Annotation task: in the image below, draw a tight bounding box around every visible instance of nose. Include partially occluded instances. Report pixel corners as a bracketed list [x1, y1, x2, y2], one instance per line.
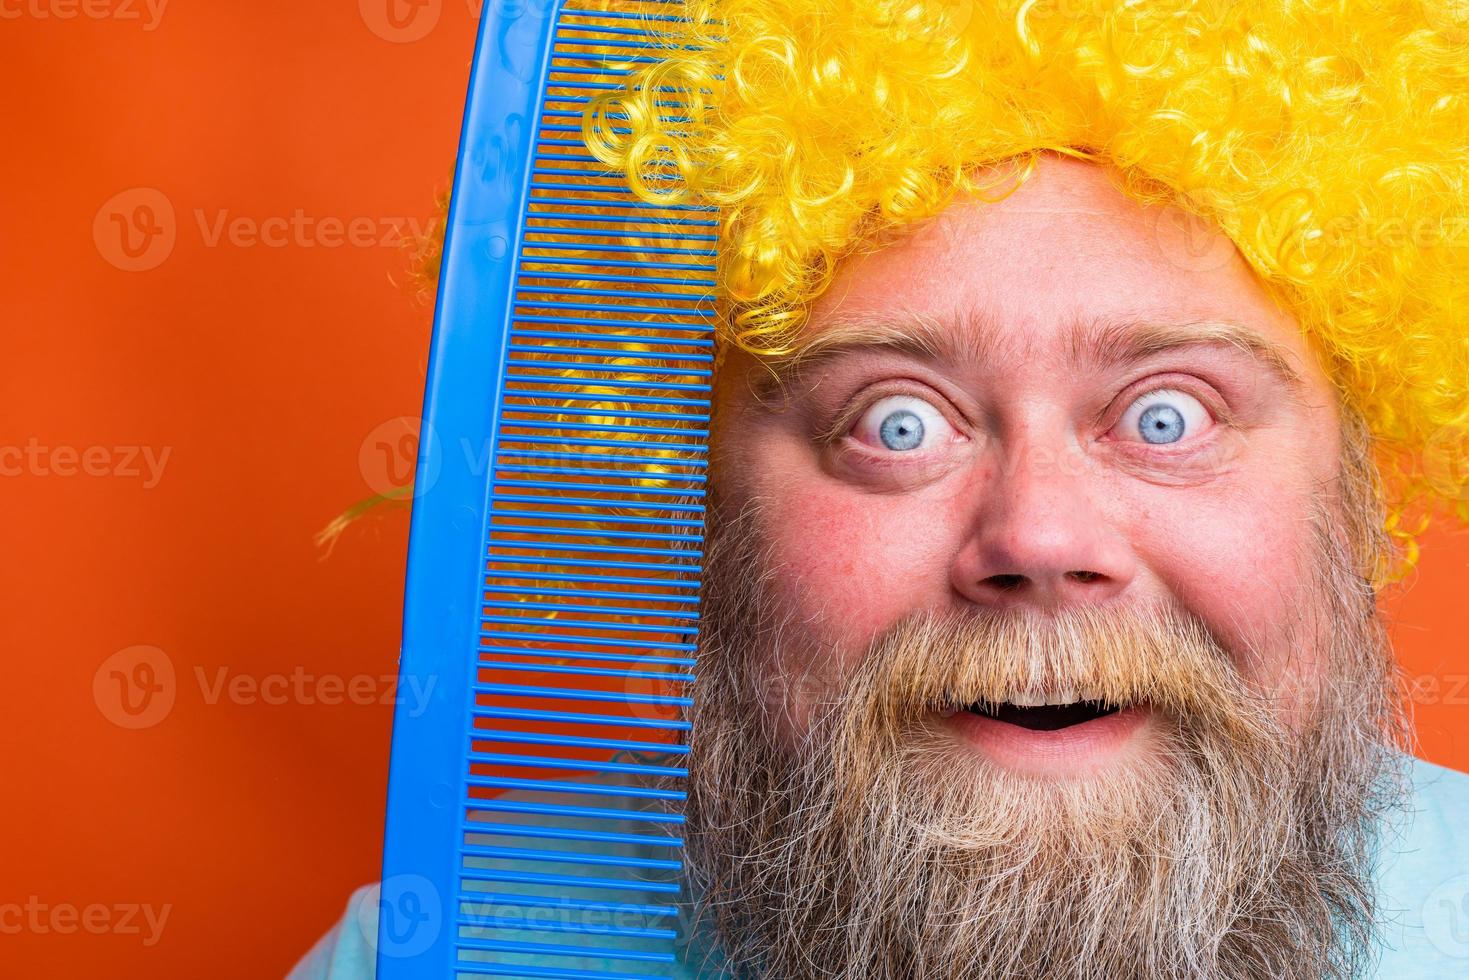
[950, 437, 1137, 609]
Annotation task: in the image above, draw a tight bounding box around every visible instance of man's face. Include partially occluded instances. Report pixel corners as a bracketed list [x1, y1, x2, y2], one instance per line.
[714, 153, 1345, 766]
[686, 154, 1406, 979]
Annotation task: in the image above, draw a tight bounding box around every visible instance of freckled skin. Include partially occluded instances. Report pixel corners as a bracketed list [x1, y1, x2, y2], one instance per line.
[712, 154, 1344, 742]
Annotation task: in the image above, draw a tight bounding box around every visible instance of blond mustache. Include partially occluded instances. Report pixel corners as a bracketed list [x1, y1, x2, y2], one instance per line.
[831, 602, 1282, 751]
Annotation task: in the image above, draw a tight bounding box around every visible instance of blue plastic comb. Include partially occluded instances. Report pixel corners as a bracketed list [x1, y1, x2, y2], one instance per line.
[376, 1, 715, 975]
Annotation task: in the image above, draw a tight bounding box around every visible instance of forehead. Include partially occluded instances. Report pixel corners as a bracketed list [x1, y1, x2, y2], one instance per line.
[793, 155, 1323, 385]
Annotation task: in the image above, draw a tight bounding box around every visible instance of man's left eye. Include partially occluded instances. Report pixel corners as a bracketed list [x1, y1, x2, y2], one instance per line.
[851, 395, 956, 452]
[1112, 389, 1213, 445]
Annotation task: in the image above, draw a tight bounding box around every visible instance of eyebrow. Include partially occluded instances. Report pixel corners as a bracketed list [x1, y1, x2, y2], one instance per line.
[747, 306, 1308, 400]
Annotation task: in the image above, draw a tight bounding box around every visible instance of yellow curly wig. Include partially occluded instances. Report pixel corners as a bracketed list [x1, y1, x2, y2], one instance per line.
[576, 0, 1469, 572]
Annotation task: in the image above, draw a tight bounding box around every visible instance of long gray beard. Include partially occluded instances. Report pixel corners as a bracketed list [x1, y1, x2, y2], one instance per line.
[678, 463, 1411, 979]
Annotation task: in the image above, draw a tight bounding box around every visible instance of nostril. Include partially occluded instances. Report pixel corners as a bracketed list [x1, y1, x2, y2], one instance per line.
[1066, 570, 1103, 583]
[983, 573, 1027, 592]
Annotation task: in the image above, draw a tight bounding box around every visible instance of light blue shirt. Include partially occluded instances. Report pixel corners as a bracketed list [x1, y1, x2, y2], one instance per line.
[289, 753, 1469, 978]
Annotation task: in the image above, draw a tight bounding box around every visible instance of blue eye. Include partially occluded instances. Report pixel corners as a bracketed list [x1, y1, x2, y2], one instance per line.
[879, 410, 925, 450]
[852, 395, 956, 453]
[1138, 403, 1185, 443]
[1115, 389, 1212, 446]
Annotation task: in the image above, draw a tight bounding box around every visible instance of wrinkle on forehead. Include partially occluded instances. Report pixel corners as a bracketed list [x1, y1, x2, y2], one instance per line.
[749, 303, 1308, 402]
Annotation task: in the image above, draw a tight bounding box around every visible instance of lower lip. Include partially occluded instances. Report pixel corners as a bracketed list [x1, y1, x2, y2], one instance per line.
[938, 704, 1155, 774]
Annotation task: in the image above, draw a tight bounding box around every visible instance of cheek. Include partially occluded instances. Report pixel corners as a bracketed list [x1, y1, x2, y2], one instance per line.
[751, 480, 960, 745]
[757, 477, 958, 651]
[1129, 482, 1320, 693]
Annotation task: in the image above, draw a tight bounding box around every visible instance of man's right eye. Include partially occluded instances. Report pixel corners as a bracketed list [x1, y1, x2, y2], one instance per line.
[850, 395, 956, 453]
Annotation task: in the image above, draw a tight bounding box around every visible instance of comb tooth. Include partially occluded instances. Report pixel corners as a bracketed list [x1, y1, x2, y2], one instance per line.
[470, 798, 683, 827]
[474, 683, 693, 706]
[470, 752, 689, 778]
[475, 730, 689, 756]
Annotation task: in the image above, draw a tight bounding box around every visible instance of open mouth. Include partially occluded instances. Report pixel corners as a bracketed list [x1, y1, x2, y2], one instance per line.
[964, 698, 1124, 732]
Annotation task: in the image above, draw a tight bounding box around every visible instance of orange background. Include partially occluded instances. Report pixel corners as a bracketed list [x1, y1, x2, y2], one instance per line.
[1, 3, 1466, 976]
